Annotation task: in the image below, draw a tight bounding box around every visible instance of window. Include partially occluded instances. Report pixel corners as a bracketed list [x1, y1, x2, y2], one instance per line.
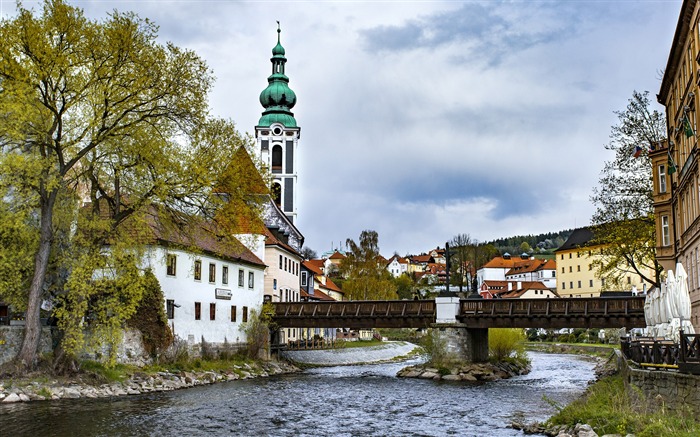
[279, 255, 283, 269]
[562, 283, 566, 290]
[627, 276, 631, 284]
[273, 279, 277, 290]
[238, 269, 244, 287]
[662, 215, 670, 246]
[209, 263, 216, 283]
[589, 264, 592, 271]
[166, 299, 175, 319]
[231, 305, 237, 322]
[577, 280, 581, 288]
[659, 164, 667, 193]
[222, 265, 229, 285]
[561, 254, 564, 260]
[194, 260, 202, 281]
[577, 265, 580, 272]
[248, 271, 254, 288]
[589, 279, 593, 287]
[569, 253, 572, 259]
[569, 266, 572, 273]
[284, 258, 288, 272]
[194, 302, 201, 320]
[242, 306, 248, 323]
[210, 303, 216, 320]
[301, 271, 308, 287]
[577, 253, 580, 258]
[167, 254, 177, 276]
[552, 271, 556, 278]
[569, 281, 573, 289]
[561, 267, 565, 274]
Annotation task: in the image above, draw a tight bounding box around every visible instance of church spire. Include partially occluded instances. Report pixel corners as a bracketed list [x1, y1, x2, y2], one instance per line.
[258, 22, 297, 128]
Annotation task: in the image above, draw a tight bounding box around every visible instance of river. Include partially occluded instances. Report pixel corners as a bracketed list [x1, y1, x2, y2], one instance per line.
[0, 351, 596, 436]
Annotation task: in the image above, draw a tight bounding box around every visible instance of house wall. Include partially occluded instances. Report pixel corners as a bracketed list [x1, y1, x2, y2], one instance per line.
[264, 246, 300, 303]
[145, 246, 265, 345]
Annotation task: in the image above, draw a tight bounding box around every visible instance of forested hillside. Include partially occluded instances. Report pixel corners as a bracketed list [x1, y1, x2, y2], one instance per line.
[485, 229, 574, 256]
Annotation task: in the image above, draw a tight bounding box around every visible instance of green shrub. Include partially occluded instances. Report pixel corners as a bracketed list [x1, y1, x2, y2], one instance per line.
[489, 328, 525, 361]
[420, 328, 449, 366]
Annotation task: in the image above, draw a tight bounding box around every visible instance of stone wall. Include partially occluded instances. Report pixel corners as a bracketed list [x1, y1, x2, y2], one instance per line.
[0, 326, 54, 366]
[620, 351, 700, 415]
[432, 324, 489, 363]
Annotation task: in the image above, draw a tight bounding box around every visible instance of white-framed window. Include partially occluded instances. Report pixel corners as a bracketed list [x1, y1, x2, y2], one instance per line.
[301, 271, 307, 287]
[222, 265, 229, 285]
[209, 263, 216, 283]
[662, 215, 670, 246]
[166, 254, 177, 276]
[194, 260, 202, 281]
[238, 269, 244, 287]
[248, 271, 254, 289]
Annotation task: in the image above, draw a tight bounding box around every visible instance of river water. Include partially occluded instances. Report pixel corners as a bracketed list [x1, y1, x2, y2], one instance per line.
[0, 352, 595, 436]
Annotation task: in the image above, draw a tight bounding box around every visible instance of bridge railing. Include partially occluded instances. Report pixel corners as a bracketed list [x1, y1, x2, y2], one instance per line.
[275, 300, 435, 318]
[460, 296, 646, 317]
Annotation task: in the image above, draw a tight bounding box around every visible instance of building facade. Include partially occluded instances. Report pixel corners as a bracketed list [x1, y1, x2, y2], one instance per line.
[655, 0, 700, 329]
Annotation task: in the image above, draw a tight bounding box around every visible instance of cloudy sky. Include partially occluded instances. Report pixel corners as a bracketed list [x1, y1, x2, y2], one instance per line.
[2, 1, 682, 256]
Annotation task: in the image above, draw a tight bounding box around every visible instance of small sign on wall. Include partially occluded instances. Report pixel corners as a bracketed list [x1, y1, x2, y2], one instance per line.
[215, 288, 232, 300]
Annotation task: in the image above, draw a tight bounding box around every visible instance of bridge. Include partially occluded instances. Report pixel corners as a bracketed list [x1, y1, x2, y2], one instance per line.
[272, 296, 646, 363]
[272, 296, 647, 330]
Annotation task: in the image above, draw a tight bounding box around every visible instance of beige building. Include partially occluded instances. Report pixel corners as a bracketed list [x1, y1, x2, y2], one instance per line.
[555, 228, 654, 297]
[654, 0, 700, 329]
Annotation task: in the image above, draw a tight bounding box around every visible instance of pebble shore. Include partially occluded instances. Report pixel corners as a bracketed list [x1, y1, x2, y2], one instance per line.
[0, 360, 299, 403]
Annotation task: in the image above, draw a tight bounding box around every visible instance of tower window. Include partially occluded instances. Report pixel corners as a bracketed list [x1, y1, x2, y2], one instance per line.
[272, 182, 282, 207]
[272, 145, 283, 173]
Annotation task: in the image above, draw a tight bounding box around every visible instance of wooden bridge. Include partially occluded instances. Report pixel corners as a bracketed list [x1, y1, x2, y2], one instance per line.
[272, 296, 647, 329]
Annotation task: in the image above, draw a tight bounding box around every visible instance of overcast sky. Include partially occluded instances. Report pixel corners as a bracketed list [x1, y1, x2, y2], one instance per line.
[2, 1, 682, 256]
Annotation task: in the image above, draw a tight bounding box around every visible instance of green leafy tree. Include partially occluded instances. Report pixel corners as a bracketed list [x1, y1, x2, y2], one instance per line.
[341, 230, 397, 300]
[0, 1, 262, 370]
[394, 274, 415, 300]
[590, 91, 664, 288]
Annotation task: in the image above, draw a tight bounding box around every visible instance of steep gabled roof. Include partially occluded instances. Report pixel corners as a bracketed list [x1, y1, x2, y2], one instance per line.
[481, 256, 518, 269]
[303, 259, 325, 275]
[555, 227, 596, 252]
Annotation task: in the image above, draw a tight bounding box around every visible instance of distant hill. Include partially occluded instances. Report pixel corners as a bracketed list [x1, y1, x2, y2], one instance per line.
[484, 229, 574, 257]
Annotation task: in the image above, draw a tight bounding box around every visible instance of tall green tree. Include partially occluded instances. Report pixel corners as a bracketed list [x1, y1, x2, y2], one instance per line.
[341, 230, 396, 300]
[590, 90, 665, 289]
[0, 1, 261, 370]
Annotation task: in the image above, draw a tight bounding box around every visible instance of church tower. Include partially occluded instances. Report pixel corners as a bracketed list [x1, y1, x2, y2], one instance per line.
[256, 23, 300, 224]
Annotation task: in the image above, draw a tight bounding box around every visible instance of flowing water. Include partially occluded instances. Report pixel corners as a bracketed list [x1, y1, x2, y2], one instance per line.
[0, 352, 596, 436]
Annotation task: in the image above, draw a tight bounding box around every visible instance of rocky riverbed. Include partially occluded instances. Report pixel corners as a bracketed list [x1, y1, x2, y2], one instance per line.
[397, 359, 531, 381]
[0, 360, 299, 403]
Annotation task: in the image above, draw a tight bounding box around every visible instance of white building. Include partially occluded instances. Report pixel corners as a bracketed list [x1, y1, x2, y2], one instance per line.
[386, 255, 408, 277]
[144, 222, 266, 346]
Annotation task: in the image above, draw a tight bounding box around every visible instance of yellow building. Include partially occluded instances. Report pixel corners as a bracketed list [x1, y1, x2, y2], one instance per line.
[654, 0, 700, 329]
[555, 228, 654, 297]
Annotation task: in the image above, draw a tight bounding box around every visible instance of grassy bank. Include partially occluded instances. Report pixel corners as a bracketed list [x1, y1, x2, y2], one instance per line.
[546, 374, 700, 436]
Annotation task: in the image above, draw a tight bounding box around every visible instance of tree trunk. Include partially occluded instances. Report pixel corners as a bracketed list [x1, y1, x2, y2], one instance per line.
[17, 191, 57, 370]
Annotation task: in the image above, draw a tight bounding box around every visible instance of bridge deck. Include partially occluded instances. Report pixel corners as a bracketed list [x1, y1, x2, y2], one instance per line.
[458, 296, 647, 329]
[272, 300, 435, 329]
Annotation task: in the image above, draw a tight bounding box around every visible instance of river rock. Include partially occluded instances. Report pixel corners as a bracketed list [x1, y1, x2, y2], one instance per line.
[442, 375, 461, 381]
[574, 423, 598, 437]
[62, 387, 82, 399]
[419, 371, 438, 379]
[3, 393, 20, 403]
[460, 374, 477, 381]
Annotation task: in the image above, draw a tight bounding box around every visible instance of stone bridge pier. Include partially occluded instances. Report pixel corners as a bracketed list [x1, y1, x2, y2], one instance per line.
[434, 296, 489, 363]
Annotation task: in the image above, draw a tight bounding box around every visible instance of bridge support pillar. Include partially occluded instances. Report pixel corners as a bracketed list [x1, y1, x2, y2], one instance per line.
[432, 324, 489, 363]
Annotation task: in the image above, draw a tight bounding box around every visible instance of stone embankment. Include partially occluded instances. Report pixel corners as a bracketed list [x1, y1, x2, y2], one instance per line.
[397, 360, 531, 381]
[282, 341, 419, 366]
[0, 361, 299, 403]
[511, 421, 630, 437]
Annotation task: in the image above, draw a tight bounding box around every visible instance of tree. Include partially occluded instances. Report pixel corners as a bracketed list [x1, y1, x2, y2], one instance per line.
[590, 91, 665, 288]
[300, 246, 317, 260]
[340, 230, 396, 300]
[450, 233, 473, 292]
[394, 274, 415, 300]
[0, 1, 260, 370]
